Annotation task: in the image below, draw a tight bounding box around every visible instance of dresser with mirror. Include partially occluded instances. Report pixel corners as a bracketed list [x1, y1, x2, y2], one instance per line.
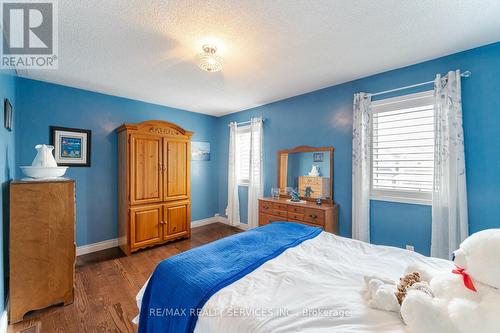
[259, 146, 339, 233]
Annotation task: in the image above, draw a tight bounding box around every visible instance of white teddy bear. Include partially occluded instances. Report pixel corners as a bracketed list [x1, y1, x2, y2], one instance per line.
[400, 228, 500, 333]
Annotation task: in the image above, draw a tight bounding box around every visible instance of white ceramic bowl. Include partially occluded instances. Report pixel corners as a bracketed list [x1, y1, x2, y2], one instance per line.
[20, 166, 68, 179]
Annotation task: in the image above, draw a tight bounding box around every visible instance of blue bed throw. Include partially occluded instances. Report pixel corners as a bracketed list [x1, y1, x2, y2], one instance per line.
[138, 222, 322, 333]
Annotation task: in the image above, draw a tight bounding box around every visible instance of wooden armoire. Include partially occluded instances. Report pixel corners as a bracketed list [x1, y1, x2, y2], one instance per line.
[117, 120, 193, 255]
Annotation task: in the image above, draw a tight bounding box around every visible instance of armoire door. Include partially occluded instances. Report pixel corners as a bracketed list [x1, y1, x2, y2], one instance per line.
[130, 204, 163, 249]
[130, 134, 163, 205]
[163, 201, 190, 240]
[164, 139, 189, 201]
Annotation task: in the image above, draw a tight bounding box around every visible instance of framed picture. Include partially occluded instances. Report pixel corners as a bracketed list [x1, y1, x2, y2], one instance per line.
[191, 141, 210, 161]
[313, 152, 324, 162]
[4, 98, 12, 131]
[50, 126, 91, 167]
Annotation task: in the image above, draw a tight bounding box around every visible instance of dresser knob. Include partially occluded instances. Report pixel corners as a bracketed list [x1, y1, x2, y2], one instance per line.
[309, 214, 317, 219]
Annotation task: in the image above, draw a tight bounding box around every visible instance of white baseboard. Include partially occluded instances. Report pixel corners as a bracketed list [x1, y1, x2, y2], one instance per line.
[76, 238, 119, 256]
[235, 223, 249, 230]
[216, 214, 229, 225]
[76, 216, 234, 256]
[191, 215, 248, 230]
[216, 215, 249, 230]
[191, 216, 220, 228]
[0, 308, 7, 333]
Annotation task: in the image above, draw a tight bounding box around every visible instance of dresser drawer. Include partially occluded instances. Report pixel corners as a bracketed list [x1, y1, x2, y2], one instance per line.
[287, 205, 305, 214]
[272, 209, 288, 219]
[259, 201, 274, 214]
[303, 208, 325, 225]
[288, 212, 304, 220]
[299, 176, 320, 186]
[272, 203, 288, 211]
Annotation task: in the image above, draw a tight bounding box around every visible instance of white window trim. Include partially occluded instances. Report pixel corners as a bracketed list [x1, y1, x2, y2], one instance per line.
[371, 189, 432, 205]
[237, 125, 251, 186]
[370, 90, 434, 206]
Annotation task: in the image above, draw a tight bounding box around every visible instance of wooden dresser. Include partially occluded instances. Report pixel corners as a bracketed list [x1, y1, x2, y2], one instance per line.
[117, 120, 193, 255]
[259, 197, 338, 233]
[10, 179, 76, 323]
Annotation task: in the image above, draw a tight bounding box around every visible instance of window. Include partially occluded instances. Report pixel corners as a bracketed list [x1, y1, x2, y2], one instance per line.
[371, 90, 434, 205]
[236, 125, 251, 185]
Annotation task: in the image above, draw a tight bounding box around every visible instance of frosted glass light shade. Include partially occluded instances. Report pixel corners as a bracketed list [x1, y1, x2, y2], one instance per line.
[198, 45, 223, 72]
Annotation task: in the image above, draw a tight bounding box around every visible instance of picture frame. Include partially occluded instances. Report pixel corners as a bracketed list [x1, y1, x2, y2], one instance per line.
[313, 152, 324, 162]
[4, 98, 12, 131]
[191, 141, 211, 161]
[50, 126, 91, 167]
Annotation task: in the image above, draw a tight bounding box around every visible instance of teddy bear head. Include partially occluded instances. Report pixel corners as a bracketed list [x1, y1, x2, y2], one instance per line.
[452, 228, 500, 289]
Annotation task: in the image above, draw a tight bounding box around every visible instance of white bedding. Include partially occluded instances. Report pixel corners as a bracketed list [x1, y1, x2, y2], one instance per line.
[136, 232, 452, 332]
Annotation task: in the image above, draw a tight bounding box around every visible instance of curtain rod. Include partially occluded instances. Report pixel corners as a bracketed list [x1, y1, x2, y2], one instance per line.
[366, 70, 471, 98]
[227, 117, 265, 127]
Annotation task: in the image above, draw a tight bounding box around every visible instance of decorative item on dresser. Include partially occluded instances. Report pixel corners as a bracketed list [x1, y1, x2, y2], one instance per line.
[258, 197, 338, 233]
[10, 179, 76, 323]
[20, 144, 69, 179]
[116, 120, 193, 255]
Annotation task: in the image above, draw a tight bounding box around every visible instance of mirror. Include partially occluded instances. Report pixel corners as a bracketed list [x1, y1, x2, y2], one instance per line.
[278, 146, 334, 203]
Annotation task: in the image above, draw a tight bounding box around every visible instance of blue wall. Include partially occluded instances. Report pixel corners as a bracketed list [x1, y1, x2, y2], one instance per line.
[370, 201, 431, 254]
[15, 78, 220, 246]
[0, 70, 17, 317]
[217, 42, 500, 255]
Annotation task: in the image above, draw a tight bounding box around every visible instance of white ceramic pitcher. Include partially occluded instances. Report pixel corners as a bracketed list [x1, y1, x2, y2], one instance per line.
[31, 144, 58, 167]
[308, 165, 320, 177]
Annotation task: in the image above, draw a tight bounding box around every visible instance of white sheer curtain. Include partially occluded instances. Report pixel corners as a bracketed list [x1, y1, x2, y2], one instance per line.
[352, 93, 372, 242]
[247, 118, 263, 229]
[431, 70, 469, 259]
[227, 122, 240, 226]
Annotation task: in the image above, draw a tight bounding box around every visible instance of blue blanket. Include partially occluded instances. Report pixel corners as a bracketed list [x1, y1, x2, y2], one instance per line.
[138, 222, 322, 333]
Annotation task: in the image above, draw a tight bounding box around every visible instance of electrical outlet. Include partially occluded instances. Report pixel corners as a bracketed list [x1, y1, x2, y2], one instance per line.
[406, 245, 415, 251]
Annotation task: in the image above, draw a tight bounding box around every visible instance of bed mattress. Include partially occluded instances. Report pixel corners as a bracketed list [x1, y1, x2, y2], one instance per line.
[137, 232, 452, 332]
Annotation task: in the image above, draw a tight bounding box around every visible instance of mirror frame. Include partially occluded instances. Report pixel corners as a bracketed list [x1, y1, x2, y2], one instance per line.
[277, 145, 335, 204]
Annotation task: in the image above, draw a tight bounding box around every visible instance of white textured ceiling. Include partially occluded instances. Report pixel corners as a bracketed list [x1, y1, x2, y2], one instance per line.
[18, 0, 500, 116]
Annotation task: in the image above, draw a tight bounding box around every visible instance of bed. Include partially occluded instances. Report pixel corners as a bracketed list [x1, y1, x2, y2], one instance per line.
[136, 223, 452, 332]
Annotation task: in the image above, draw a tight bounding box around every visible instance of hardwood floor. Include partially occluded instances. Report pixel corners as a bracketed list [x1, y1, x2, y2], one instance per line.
[8, 223, 242, 333]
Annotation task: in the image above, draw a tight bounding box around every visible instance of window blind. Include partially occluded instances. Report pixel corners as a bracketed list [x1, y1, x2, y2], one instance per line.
[237, 126, 251, 184]
[371, 90, 435, 204]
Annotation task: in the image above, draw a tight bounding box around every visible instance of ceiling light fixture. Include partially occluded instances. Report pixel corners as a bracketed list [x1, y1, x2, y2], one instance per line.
[198, 44, 223, 72]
